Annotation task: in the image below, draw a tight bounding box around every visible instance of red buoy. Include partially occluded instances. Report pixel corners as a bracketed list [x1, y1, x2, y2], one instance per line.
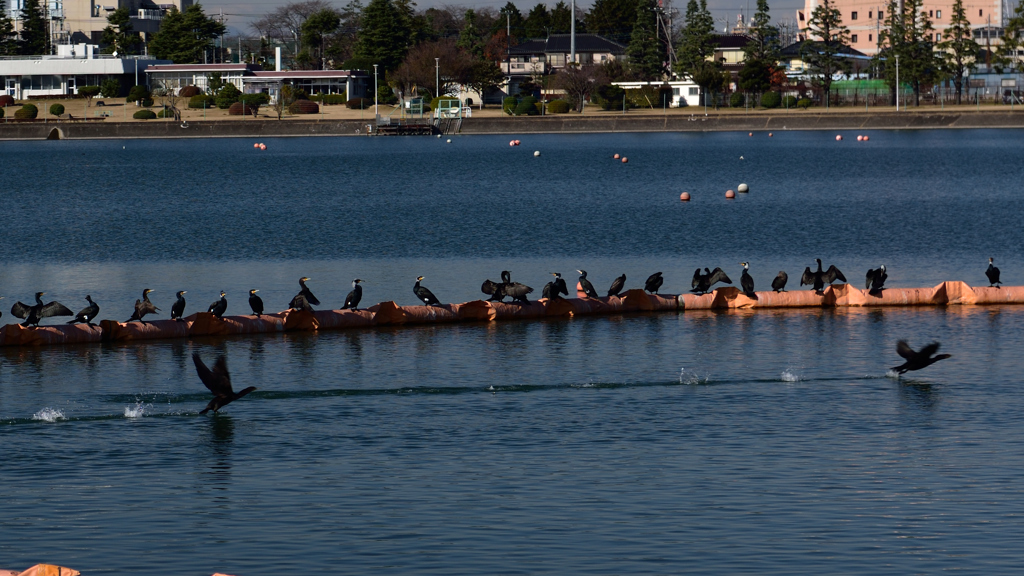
[614, 153, 620, 159]
[621, 157, 628, 163]
[725, 190, 735, 199]
[680, 192, 691, 201]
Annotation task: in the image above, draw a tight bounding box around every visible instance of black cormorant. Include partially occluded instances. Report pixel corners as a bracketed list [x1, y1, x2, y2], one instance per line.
[290, 294, 314, 312]
[986, 258, 1001, 287]
[343, 279, 364, 309]
[290, 277, 320, 310]
[208, 291, 227, 319]
[11, 292, 73, 327]
[67, 295, 100, 326]
[481, 276, 508, 302]
[690, 268, 732, 295]
[248, 289, 264, 317]
[171, 291, 187, 321]
[542, 273, 569, 299]
[607, 274, 626, 297]
[501, 271, 534, 304]
[577, 270, 599, 298]
[771, 271, 788, 292]
[892, 341, 951, 374]
[193, 353, 257, 414]
[413, 276, 441, 306]
[739, 262, 755, 297]
[644, 272, 664, 294]
[128, 288, 160, 324]
[866, 265, 887, 295]
[800, 259, 846, 293]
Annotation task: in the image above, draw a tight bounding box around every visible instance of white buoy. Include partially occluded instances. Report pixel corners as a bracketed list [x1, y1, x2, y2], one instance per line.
[534, 150, 540, 157]
[446, 139, 451, 143]
[738, 183, 749, 193]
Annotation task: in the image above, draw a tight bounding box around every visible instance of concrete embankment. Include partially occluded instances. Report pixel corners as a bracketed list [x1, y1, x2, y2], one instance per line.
[2, 110, 1023, 140]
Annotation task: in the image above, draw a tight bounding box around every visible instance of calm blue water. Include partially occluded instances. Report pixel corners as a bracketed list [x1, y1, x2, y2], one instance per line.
[2, 131, 1024, 575]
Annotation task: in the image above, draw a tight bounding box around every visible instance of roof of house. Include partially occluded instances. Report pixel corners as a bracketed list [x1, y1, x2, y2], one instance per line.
[509, 34, 627, 56]
[145, 64, 369, 78]
[779, 41, 869, 59]
[712, 34, 752, 50]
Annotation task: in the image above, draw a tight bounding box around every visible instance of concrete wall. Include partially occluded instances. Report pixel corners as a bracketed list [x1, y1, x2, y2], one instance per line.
[0, 119, 373, 140]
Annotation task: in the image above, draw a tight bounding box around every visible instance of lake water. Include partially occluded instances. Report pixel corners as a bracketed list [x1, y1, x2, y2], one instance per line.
[2, 130, 1024, 575]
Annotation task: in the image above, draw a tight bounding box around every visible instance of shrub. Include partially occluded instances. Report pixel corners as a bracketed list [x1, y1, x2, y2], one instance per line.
[0, 94, 14, 107]
[313, 93, 347, 105]
[345, 97, 373, 109]
[514, 95, 539, 116]
[730, 92, 744, 107]
[49, 103, 65, 117]
[179, 85, 201, 98]
[215, 84, 241, 109]
[376, 85, 396, 105]
[126, 85, 151, 104]
[294, 88, 310, 100]
[288, 99, 319, 114]
[594, 85, 626, 111]
[100, 78, 121, 98]
[14, 104, 38, 119]
[547, 99, 570, 113]
[797, 98, 812, 109]
[760, 91, 781, 109]
[133, 109, 157, 120]
[78, 86, 100, 100]
[189, 95, 215, 109]
[503, 96, 517, 115]
[783, 95, 798, 108]
[141, 97, 154, 107]
[240, 93, 270, 106]
[157, 108, 175, 118]
[228, 101, 260, 116]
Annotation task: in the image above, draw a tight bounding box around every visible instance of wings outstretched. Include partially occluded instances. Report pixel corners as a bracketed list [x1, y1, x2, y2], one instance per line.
[691, 269, 703, 290]
[193, 353, 233, 397]
[825, 265, 846, 284]
[800, 267, 814, 286]
[505, 282, 533, 300]
[481, 279, 502, 296]
[707, 268, 732, 286]
[896, 340, 915, 360]
[919, 342, 941, 358]
[11, 301, 31, 319]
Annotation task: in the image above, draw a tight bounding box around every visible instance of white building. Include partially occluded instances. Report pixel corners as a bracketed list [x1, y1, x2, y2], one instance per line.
[0, 43, 167, 99]
[613, 80, 702, 108]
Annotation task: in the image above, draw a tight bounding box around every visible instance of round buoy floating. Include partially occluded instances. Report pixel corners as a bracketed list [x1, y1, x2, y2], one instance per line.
[509, 140, 515, 147]
[863, 135, 870, 141]
[447, 139, 452, 143]
[836, 135, 843, 141]
[768, 132, 773, 137]
[613, 153, 620, 159]
[725, 190, 736, 199]
[622, 157, 628, 163]
[534, 150, 540, 157]
[748, 132, 753, 137]
[253, 143, 260, 148]
[738, 183, 749, 193]
[515, 140, 521, 146]
[260, 143, 266, 150]
[680, 192, 691, 202]
[856, 135, 863, 141]
[437, 134, 441, 138]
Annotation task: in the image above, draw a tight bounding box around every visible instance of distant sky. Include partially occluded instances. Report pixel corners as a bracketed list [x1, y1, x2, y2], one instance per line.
[201, 0, 806, 36]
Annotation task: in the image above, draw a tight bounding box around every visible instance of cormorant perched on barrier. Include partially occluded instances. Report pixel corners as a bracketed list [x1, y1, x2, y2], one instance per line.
[291, 294, 314, 312]
[987, 258, 1001, 287]
[343, 279, 363, 309]
[543, 273, 569, 299]
[740, 263, 755, 297]
[171, 291, 187, 321]
[208, 291, 227, 319]
[771, 271, 788, 292]
[481, 275, 508, 302]
[607, 274, 626, 297]
[577, 270, 599, 298]
[290, 277, 320, 310]
[644, 272, 664, 294]
[127, 289, 159, 324]
[866, 265, 887, 295]
[414, 276, 441, 306]
[248, 289, 264, 317]
[12, 292, 73, 327]
[501, 271, 534, 304]
[193, 353, 257, 414]
[892, 341, 951, 374]
[801, 259, 846, 293]
[67, 295, 100, 326]
[691, 268, 732, 295]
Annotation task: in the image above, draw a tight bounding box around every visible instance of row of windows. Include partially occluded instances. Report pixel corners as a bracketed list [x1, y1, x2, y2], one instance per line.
[849, 32, 945, 43]
[848, 8, 992, 21]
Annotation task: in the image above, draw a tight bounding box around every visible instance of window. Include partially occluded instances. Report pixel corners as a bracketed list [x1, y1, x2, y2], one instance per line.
[851, 11, 858, 19]
[929, 10, 933, 17]
[869, 33, 873, 41]
[936, 10, 941, 18]
[936, 32, 942, 41]
[852, 34, 859, 42]
[868, 10, 872, 18]
[980, 9, 983, 16]
[879, 9, 884, 18]
[689, 87, 699, 95]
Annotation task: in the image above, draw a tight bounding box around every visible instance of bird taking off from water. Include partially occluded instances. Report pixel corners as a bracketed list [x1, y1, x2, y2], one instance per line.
[193, 353, 257, 414]
[986, 258, 1001, 287]
[892, 341, 951, 375]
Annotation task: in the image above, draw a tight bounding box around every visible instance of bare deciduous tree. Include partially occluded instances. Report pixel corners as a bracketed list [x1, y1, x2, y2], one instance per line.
[554, 64, 606, 111]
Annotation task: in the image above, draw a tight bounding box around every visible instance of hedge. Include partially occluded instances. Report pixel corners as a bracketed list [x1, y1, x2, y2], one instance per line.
[797, 98, 812, 109]
[514, 96, 539, 116]
[189, 95, 216, 109]
[14, 104, 38, 119]
[761, 92, 781, 109]
[288, 100, 320, 114]
[547, 99, 570, 113]
[783, 95, 798, 108]
[313, 93, 347, 105]
[49, 103, 65, 117]
[179, 86, 201, 98]
[345, 97, 373, 109]
[133, 109, 157, 119]
[228, 101, 260, 116]
[730, 92, 744, 107]
[502, 96, 517, 115]
[0, 94, 16, 107]
[157, 108, 175, 118]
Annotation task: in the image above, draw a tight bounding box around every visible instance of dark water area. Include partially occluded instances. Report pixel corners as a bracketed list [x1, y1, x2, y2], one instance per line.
[2, 131, 1024, 574]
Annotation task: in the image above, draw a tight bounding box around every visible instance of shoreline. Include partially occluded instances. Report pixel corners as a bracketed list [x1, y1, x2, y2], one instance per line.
[2, 109, 1024, 140]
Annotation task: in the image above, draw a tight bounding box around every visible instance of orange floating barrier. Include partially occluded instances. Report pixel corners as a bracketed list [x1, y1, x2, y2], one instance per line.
[0, 323, 103, 346]
[10, 565, 81, 576]
[190, 312, 286, 337]
[312, 308, 377, 329]
[373, 301, 463, 325]
[619, 289, 679, 312]
[101, 318, 192, 342]
[490, 300, 549, 320]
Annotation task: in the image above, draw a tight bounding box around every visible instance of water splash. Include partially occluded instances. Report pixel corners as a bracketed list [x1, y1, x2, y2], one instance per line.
[679, 368, 710, 386]
[124, 402, 149, 418]
[780, 370, 801, 382]
[32, 407, 66, 422]
[886, 370, 901, 379]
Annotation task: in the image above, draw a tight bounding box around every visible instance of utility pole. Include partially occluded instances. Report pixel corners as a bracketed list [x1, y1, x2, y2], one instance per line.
[570, 0, 576, 63]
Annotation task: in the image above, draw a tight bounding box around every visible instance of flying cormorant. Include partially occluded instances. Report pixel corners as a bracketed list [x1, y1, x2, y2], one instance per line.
[892, 341, 951, 374]
[740, 262, 755, 297]
[208, 291, 227, 319]
[127, 288, 160, 324]
[248, 289, 264, 317]
[577, 270, 599, 298]
[800, 259, 847, 293]
[171, 291, 187, 321]
[644, 272, 664, 294]
[193, 353, 257, 414]
[290, 277, 320, 310]
[986, 258, 1001, 287]
[67, 295, 100, 326]
[607, 274, 626, 297]
[771, 271, 788, 292]
[501, 271, 534, 304]
[11, 292, 73, 327]
[414, 276, 441, 306]
[691, 268, 732, 295]
[343, 279, 363, 309]
[866, 265, 887, 295]
[542, 272, 570, 299]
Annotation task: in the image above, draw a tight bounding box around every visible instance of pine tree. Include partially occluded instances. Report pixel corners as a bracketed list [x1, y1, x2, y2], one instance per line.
[523, 4, 550, 38]
[148, 4, 225, 63]
[549, 1, 574, 34]
[739, 0, 781, 98]
[585, 0, 639, 44]
[354, 0, 412, 74]
[937, 0, 977, 104]
[18, 0, 48, 55]
[457, 9, 484, 57]
[800, 0, 850, 107]
[101, 7, 142, 55]
[627, 0, 664, 80]
[996, 0, 1024, 73]
[0, 0, 17, 56]
[676, 0, 720, 104]
[878, 0, 936, 106]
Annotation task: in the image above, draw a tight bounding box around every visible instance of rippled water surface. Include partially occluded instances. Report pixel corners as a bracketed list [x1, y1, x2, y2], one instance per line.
[2, 131, 1024, 575]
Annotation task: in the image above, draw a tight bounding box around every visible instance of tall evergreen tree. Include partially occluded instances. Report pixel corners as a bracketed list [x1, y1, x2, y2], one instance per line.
[490, 2, 524, 38]
[996, 0, 1024, 73]
[627, 0, 664, 80]
[937, 0, 977, 104]
[549, 1, 574, 34]
[301, 8, 341, 69]
[800, 0, 850, 107]
[878, 0, 936, 106]
[676, 0, 720, 104]
[739, 0, 781, 97]
[585, 0, 639, 44]
[0, 0, 17, 56]
[101, 7, 142, 55]
[148, 4, 225, 63]
[18, 0, 48, 55]
[457, 9, 484, 57]
[354, 0, 412, 74]
[523, 4, 550, 38]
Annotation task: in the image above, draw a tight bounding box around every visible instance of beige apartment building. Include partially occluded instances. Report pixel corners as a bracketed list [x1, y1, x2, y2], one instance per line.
[5, 0, 190, 48]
